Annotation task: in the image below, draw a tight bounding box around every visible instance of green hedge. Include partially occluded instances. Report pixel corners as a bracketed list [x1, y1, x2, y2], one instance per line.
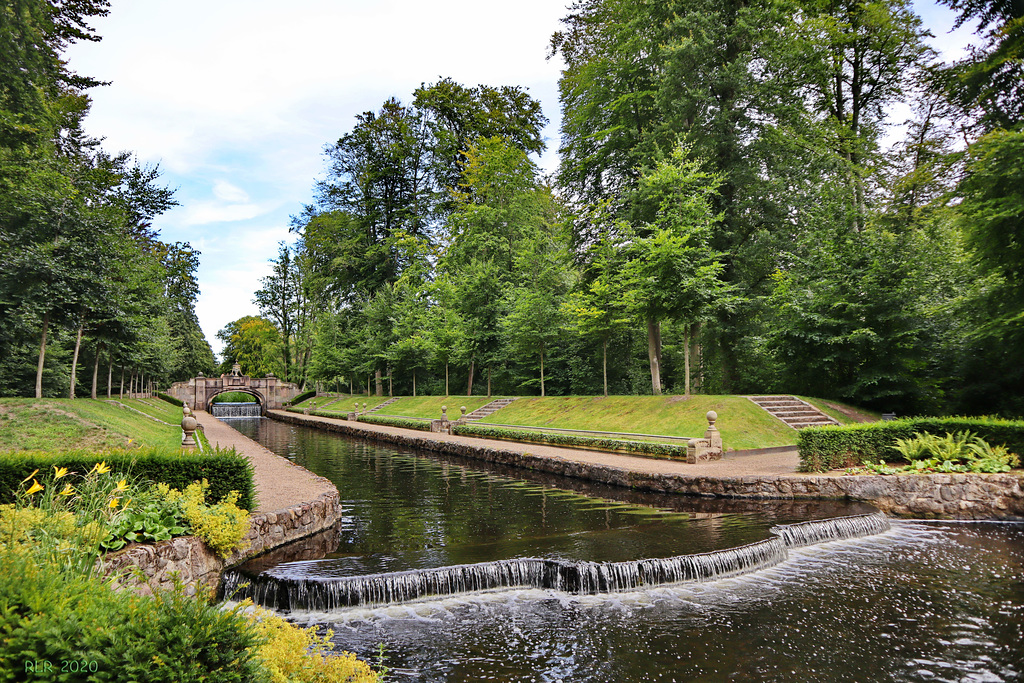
[453, 424, 690, 459]
[797, 417, 1024, 472]
[0, 447, 257, 511]
[287, 390, 317, 407]
[310, 409, 348, 420]
[357, 414, 430, 431]
[156, 392, 183, 407]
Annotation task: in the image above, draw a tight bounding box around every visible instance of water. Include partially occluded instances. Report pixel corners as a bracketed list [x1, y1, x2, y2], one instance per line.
[224, 417, 1024, 682]
[211, 401, 261, 418]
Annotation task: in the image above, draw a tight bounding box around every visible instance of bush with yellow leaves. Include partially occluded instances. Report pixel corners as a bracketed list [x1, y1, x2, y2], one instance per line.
[247, 606, 384, 683]
[157, 479, 250, 557]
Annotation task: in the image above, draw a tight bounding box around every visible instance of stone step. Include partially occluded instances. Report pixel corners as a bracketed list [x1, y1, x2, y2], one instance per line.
[747, 395, 840, 429]
[366, 397, 401, 414]
[464, 397, 518, 422]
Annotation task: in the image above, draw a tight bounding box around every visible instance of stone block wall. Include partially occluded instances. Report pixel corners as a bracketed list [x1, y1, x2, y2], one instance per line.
[103, 490, 342, 596]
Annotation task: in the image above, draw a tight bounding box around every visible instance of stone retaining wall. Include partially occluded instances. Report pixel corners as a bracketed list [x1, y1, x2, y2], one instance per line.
[271, 411, 1024, 520]
[103, 489, 342, 596]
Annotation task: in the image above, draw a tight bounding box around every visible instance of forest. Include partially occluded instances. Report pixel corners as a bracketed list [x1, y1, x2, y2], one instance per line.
[0, 0, 215, 399]
[3, 0, 1022, 417]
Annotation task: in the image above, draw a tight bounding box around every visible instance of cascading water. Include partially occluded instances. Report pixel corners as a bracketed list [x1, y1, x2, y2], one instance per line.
[211, 401, 261, 418]
[222, 513, 890, 611]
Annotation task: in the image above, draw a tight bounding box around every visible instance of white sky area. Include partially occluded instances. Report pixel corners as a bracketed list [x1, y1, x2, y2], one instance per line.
[63, 0, 978, 358]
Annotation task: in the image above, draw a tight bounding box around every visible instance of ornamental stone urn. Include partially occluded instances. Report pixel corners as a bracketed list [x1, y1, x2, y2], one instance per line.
[181, 403, 199, 448]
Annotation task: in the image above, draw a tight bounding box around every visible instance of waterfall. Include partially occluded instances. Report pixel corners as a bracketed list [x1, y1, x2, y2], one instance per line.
[212, 402, 262, 418]
[224, 513, 891, 611]
[771, 512, 890, 548]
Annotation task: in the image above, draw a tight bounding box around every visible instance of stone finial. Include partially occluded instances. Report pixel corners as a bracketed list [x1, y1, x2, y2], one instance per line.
[460, 406, 467, 417]
[181, 403, 198, 448]
[363, 402, 367, 412]
[706, 411, 718, 429]
[441, 405, 448, 420]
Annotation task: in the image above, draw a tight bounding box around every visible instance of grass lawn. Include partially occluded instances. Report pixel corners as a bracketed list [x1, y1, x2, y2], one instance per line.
[379, 396, 497, 419]
[475, 395, 801, 451]
[292, 392, 879, 451]
[302, 394, 396, 415]
[0, 398, 184, 451]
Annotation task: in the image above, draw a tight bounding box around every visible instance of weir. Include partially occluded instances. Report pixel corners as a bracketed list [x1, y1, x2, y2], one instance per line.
[211, 402, 262, 418]
[223, 512, 890, 611]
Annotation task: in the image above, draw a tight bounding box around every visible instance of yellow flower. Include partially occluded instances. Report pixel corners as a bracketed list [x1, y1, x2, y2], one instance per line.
[90, 461, 111, 475]
[114, 479, 129, 493]
[52, 466, 70, 479]
[20, 470, 39, 485]
[108, 498, 120, 509]
[26, 480, 44, 495]
[58, 484, 75, 497]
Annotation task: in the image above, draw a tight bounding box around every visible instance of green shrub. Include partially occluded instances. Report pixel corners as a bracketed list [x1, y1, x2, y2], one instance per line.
[155, 392, 183, 407]
[0, 552, 269, 683]
[156, 480, 250, 557]
[287, 390, 317, 407]
[0, 448, 256, 511]
[310, 409, 348, 420]
[453, 424, 691, 459]
[797, 416, 1024, 472]
[357, 414, 430, 431]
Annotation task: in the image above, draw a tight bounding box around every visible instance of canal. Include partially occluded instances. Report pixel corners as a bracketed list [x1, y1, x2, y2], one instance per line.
[222, 416, 1024, 683]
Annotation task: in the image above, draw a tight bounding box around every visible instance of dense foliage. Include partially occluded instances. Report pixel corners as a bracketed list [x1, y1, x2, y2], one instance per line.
[248, 0, 1024, 418]
[797, 417, 1024, 471]
[0, 0, 215, 400]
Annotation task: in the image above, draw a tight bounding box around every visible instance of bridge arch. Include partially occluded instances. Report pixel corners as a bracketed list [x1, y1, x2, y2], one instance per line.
[167, 363, 301, 414]
[206, 388, 267, 415]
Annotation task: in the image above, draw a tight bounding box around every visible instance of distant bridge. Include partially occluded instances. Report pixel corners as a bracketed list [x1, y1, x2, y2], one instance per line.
[167, 363, 301, 415]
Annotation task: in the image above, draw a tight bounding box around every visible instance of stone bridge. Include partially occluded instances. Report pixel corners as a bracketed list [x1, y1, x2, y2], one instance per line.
[167, 364, 301, 415]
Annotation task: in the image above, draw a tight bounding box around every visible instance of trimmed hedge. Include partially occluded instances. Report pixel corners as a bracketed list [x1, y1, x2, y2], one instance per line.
[357, 414, 431, 431]
[287, 390, 317, 407]
[797, 416, 1024, 472]
[156, 392, 184, 407]
[310, 409, 348, 420]
[453, 423, 690, 459]
[0, 447, 257, 511]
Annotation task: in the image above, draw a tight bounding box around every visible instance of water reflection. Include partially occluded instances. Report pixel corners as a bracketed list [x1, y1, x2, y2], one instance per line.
[224, 416, 1024, 683]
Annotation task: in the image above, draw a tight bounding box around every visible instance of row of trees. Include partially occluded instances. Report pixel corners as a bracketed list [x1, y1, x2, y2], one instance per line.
[0, 0, 215, 398]
[227, 0, 1021, 416]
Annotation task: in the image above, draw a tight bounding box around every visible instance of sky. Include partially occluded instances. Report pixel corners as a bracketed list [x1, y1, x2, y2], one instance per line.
[63, 0, 978, 359]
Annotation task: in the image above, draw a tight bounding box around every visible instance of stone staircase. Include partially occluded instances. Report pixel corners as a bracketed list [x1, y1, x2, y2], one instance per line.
[366, 397, 401, 414]
[747, 395, 840, 429]
[463, 397, 518, 422]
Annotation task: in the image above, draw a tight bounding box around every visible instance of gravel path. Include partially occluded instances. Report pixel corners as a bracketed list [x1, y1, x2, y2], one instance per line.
[194, 410, 336, 513]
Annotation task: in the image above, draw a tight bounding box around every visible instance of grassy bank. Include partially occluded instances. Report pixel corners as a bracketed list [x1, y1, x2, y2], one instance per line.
[292, 393, 877, 451]
[0, 398, 188, 451]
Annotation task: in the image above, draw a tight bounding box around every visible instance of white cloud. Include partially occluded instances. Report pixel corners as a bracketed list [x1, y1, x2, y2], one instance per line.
[213, 180, 250, 203]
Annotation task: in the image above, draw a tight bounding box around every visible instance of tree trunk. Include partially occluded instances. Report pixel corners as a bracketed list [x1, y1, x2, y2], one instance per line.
[119, 366, 124, 399]
[375, 369, 382, 397]
[445, 361, 449, 396]
[602, 338, 608, 397]
[91, 342, 102, 399]
[35, 312, 49, 399]
[68, 321, 84, 399]
[684, 326, 691, 398]
[107, 356, 112, 399]
[487, 367, 491, 398]
[647, 317, 663, 395]
[388, 366, 392, 397]
[540, 348, 545, 397]
[466, 358, 475, 396]
[413, 370, 416, 397]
